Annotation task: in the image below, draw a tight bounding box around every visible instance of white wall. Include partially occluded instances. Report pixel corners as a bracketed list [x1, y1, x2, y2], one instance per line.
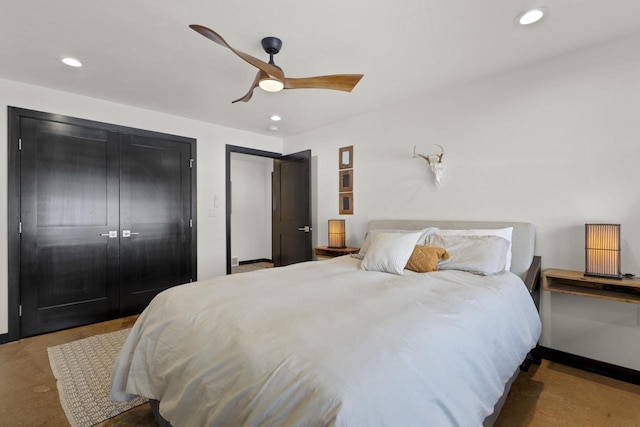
[230, 153, 273, 262]
[0, 78, 282, 335]
[284, 33, 640, 370]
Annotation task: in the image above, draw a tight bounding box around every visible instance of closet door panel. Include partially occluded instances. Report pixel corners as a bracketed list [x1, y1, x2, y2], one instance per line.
[20, 118, 120, 337]
[12, 109, 196, 339]
[119, 135, 192, 314]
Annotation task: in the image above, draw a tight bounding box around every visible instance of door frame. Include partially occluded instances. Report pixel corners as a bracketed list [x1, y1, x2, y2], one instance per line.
[225, 145, 281, 274]
[4, 107, 198, 343]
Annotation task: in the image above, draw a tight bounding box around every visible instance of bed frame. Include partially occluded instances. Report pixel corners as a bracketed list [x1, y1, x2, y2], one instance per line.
[150, 220, 541, 427]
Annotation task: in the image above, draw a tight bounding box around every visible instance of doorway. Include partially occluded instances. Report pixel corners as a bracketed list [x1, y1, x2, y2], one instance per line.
[230, 152, 274, 274]
[225, 145, 312, 274]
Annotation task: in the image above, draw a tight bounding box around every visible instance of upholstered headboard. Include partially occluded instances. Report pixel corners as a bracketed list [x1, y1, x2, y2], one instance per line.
[366, 220, 536, 278]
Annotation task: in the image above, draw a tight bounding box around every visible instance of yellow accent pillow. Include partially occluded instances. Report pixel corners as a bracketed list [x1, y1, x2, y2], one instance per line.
[405, 245, 449, 273]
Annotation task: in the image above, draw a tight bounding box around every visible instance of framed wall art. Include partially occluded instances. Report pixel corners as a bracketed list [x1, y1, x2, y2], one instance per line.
[339, 146, 353, 169]
[339, 192, 353, 215]
[338, 145, 354, 215]
[339, 169, 353, 192]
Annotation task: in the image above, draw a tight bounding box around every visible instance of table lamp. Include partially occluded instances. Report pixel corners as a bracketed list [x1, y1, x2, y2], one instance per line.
[585, 224, 622, 279]
[328, 219, 346, 249]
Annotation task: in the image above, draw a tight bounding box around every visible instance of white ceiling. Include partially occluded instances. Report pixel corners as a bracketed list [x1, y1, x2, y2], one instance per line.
[2, 1, 640, 138]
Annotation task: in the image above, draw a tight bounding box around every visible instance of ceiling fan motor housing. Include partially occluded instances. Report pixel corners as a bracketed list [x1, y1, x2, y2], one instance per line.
[261, 37, 282, 55]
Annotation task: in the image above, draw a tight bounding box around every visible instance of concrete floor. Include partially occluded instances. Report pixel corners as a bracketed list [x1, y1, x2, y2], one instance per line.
[1, 317, 639, 426]
[231, 261, 274, 274]
[497, 360, 640, 426]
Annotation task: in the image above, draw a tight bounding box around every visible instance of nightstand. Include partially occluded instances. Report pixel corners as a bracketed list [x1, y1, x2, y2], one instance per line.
[542, 269, 640, 304]
[315, 246, 360, 260]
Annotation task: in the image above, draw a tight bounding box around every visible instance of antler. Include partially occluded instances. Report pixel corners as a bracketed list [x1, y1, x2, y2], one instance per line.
[435, 144, 444, 163]
[413, 145, 431, 165]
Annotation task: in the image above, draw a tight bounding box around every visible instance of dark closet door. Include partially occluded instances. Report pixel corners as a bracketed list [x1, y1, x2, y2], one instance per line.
[119, 135, 193, 315]
[20, 118, 121, 337]
[272, 150, 312, 266]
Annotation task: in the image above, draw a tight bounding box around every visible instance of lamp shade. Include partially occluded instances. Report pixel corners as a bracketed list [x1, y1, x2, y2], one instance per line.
[585, 224, 621, 279]
[328, 219, 346, 248]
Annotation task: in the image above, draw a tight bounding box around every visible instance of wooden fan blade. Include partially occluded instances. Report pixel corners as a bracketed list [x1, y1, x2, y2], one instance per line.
[189, 25, 284, 81]
[231, 71, 264, 103]
[284, 74, 363, 92]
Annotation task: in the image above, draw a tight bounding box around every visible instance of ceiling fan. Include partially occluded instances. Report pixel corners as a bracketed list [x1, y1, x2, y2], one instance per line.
[189, 25, 364, 103]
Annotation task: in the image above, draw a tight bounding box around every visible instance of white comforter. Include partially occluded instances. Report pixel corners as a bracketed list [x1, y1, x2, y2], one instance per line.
[111, 256, 541, 427]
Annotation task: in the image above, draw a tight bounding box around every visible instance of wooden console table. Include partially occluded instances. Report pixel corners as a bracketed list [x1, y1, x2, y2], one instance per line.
[542, 269, 640, 304]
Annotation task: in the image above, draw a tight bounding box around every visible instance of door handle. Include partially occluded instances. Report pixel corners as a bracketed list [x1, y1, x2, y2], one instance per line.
[99, 231, 118, 238]
[122, 230, 140, 237]
[297, 225, 312, 233]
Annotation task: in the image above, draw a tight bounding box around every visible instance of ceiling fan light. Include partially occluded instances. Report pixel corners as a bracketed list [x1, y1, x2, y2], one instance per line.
[259, 78, 284, 92]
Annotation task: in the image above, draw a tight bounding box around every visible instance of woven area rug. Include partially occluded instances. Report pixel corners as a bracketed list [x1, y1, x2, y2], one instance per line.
[47, 328, 148, 427]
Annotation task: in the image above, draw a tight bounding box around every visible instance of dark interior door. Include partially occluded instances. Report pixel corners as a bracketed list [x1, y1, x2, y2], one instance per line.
[10, 108, 197, 340]
[119, 135, 193, 314]
[272, 150, 312, 266]
[20, 118, 120, 337]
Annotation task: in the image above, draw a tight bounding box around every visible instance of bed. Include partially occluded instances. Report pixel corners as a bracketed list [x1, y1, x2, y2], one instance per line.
[111, 220, 542, 426]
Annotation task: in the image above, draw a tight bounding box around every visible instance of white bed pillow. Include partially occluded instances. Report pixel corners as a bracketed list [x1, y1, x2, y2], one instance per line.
[360, 231, 423, 275]
[436, 227, 513, 271]
[427, 234, 510, 275]
[357, 227, 438, 259]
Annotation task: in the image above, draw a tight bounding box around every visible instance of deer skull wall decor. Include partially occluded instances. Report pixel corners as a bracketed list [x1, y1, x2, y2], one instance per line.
[413, 144, 445, 186]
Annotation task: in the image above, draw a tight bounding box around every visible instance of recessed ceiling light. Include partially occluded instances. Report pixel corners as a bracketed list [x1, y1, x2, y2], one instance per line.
[517, 8, 546, 25]
[62, 57, 82, 67]
[269, 125, 279, 131]
[270, 115, 282, 121]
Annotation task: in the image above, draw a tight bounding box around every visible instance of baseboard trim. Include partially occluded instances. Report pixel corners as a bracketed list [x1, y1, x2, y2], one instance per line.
[540, 346, 640, 386]
[238, 258, 272, 265]
[0, 332, 9, 345]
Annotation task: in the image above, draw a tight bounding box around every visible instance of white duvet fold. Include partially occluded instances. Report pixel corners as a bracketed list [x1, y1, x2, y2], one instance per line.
[111, 256, 541, 427]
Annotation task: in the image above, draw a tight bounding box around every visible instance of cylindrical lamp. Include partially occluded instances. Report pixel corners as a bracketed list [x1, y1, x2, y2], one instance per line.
[328, 219, 346, 248]
[585, 224, 622, 279]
